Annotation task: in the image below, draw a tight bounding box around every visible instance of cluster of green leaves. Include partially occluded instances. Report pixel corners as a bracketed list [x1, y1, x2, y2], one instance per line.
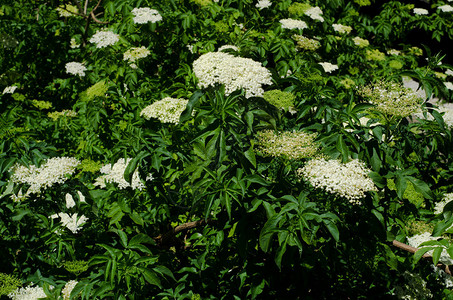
[2, 0, 453, 299]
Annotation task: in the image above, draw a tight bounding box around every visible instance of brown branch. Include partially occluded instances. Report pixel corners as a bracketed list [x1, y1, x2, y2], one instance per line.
[154, 219, 212, 247]
[91, 11, 108, 24]
[83, 0, 89, 15]
[393, 240, 452, 275]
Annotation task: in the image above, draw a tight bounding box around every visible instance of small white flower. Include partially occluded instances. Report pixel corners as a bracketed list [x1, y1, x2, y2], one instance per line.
[446, 69, 453, 76]
[65, 62, 87, 77]
[70, 38, 80, 48]
[319, 62, 338, 73]
[413, 8, 429, 15]
[2, 85, 17, 94]
[217, 45, 239, 52]
[62, 280, 78, 300]
[131, 7, 162, 24]
[123, 46, 150, 63]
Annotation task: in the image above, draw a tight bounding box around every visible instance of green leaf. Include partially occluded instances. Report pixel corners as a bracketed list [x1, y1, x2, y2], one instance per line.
[124, 151, 149, 184]
[129, 233, 156, 247]
[180, 90, 203, 123]
[414, 247, 433, 264]
[395, 173, 407, 200]
[432, 218, 453, 237]
[274, 241, 287, 270]
[244, 147, 256, 168]
[259, 215, 280, 252]
[323, 219, 339, 242]
[142, 268, 162, 288]
[432, 247, 443, 265]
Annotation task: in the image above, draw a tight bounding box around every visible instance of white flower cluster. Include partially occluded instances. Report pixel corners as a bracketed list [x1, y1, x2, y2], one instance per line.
[352, 36, 369, 48]
[298, 158, 377, 204]
[65, 191, 86, 209]
[8, 285, 47, 300]
[140, 97, 189, 124]
[304, 6, 324, 22]
[123, 46, 150, 63]
[407, 232, 453, 265]
[445, 82, 453, 90]
[255, 130, 318, 160]
[94, 158, 153, 190]
[413, 8, 429, 15]
[319, 62, 338, 73]
[11, 157, 80, 197]
[65, 62, 87, 77]
[332, 23, 352, 34]
[51, 212, 88, 234]
[446, 69, 453, 76]
[434, 193, 453, 215]
[89, 30, 119, 48]
[3, 85, 17, 94]
[438, 5, 453, 12]
[217, 45, 239, 52]
[62, 280, 78, 300]
[256, 0, 272, 9]
[131, 7, 162, 24]
[193, 52, 272, 98]
[280, 18, 308, 30]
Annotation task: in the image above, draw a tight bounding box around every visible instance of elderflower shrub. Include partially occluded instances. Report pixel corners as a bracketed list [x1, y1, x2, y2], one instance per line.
[8, 285, 48, 300]
[358, 80, 423, 118]
[89, 30, 119, 48]
[61, 280, 78, 300]
[3, 85, 18, 94]
[51, 212, 89, 234]
[279, 18, 308, 30]
[255, 130, 318, 160]
[94, 158, 153, 190]
[262, 90, 296, 112]
[131, 7, 162, 24]
[10, 157, 80, 197]
[192, 52, 272, 98]
[298, 158, 377, 204]
[332, 24, 352, 34]
[140, 97, 189, 124]
[123, 46, 150, 63]
[319, 62, 338, 73]
[56, 4, 78, 17]
[256, 0, 272, 10]
[352, 36, 369, 48]
[65, 62, 86, 77]
[48, 109, 77, 120]
[292, 35, 321, 51]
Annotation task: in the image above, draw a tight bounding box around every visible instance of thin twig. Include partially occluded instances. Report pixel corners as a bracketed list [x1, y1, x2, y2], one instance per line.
[154, 219, 213, 246]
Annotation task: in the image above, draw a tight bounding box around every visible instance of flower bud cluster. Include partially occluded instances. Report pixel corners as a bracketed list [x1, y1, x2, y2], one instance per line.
[292, 34, 321, 51]
[262, 90, 296, 112]
[56, 4, 79, 17]
[255, 130, 318, 160]
[123, 46, 150, 63]
[352, 36, 369, 48]
[193, 52, 272, 98]
[48, 109, 77, 121]
[140, 97, 189, 124]
[359, 80, 423, 118]
[298, 158, 377, 204]
[332, 23, 352, 34]
[304, 6, 324, 22]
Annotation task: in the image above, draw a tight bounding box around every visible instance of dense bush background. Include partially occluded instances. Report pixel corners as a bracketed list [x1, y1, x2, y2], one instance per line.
[2, 0, 453, 299]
